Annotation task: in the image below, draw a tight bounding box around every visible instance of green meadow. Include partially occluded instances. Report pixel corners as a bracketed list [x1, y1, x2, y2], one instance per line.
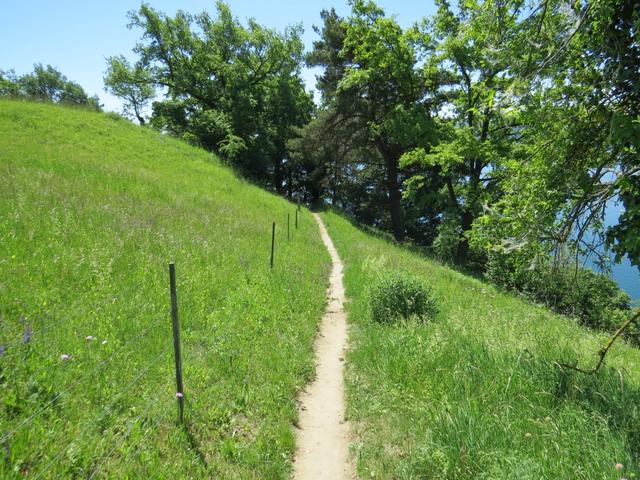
[321, 211, 640, 480]
[0, 100, 329, 479]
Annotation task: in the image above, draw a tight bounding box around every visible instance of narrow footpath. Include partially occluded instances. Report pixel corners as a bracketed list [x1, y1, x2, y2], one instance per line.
[293, 213, 353, 480]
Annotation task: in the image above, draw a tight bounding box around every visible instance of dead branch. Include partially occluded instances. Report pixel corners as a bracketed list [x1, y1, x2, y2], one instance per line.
[559, 309, 640, 374]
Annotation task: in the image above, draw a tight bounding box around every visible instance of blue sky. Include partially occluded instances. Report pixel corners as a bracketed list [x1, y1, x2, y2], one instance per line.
[1, 0, 436, 112]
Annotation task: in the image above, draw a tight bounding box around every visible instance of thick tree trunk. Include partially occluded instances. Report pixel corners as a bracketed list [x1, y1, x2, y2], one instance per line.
[372, 135, 405, 241]
[455, 208, 474, 265]
[381, 148, 405, 242]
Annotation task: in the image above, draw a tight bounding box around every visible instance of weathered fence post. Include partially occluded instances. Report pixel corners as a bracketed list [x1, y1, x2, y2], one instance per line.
[270, 222, 276, 269]
[169, 263, 184, 425]
[295, 209, 298, 229]
[287, 213, 290, 241]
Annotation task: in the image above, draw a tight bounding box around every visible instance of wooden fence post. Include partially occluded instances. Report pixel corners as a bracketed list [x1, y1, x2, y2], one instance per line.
[270, 222, 276, 269]
[169, 263, 184, 425]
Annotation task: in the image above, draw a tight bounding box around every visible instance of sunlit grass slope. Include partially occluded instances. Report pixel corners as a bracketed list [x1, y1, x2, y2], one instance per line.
[0, 99, 330, 479]
[321, 211, 640, 480]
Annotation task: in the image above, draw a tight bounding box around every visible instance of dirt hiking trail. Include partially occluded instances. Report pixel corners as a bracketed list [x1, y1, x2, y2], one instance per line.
[292, 213, 353, 480]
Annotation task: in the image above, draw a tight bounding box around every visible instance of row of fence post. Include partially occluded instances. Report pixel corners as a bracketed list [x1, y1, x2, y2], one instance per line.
[1, 202, 306, 476]
[271, 208, 300, 271]
[168, 205, 302, 424]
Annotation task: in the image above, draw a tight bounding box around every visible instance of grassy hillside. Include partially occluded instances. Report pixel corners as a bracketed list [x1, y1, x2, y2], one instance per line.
[321, 211, 640, 480]
[0, 100, 330, 479]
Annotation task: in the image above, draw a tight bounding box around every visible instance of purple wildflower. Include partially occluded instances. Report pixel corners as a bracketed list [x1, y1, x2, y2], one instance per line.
[60, 354, 71, 361]
[175, 392, 184, 399]
[23, 325, 32, 344]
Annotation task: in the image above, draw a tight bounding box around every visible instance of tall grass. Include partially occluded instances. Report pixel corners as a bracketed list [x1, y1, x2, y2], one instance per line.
[321, 210, 640, 480]
[0, 100, 330, 479]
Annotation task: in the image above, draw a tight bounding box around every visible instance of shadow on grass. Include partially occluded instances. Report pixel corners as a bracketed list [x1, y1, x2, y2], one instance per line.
[395, 332, 640, 476]
[459, 335, 640, 465]
[552, 358, 640, 454]
[184, 421, 209, 468]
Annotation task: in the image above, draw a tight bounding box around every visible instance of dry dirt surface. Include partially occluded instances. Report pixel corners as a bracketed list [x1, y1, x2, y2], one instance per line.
[292, 213, 354, 480]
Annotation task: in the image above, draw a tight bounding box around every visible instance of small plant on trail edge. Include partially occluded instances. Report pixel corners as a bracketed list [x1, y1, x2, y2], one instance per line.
[368, 271, 438, 324]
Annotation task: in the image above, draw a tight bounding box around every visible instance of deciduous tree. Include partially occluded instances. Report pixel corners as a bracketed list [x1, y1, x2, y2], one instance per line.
[104, 56, 155, 125]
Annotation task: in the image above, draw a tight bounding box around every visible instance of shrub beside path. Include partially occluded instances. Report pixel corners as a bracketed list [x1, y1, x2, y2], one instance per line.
[293, 213, 354, 479]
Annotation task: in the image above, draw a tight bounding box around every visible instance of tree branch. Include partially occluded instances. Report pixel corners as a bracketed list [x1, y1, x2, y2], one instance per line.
[559, 309, 640, 374]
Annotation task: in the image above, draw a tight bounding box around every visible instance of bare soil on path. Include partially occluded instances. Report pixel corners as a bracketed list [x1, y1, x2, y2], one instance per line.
[292, 213, 353, 480]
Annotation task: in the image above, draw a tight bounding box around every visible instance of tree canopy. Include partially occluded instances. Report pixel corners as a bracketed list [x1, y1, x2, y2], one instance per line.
[1, 64, 101, 110]
[106, 1, 312, 192]
[101, 0, 638, 318]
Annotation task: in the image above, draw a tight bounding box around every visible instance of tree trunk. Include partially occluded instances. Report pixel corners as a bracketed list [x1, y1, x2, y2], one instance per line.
[455, 209, 474, 265]
[133, 104, 145, 126]
[455, 159, 482, 265]
[382, 148, 405, 242]
[373, 137, 405, 242]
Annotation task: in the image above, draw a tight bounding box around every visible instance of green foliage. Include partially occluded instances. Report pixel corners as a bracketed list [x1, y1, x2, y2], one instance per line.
[470, 0, 640, 274]
[113, 1, 312, 190]
[306, 0, 640, 294]
[609, 175, 640, 267]
[0, 100, 329, 478]
[303, 1, 437, 240]
[0, 69, 19, 96]
[0, 64, 101, 110]
[431, 212, 461, 264]
[407, 0, 551, 265]
[486, 250, 631, 335]
[322, 210, 640, 479]
[368, 271, 437, 324]
[301, 0, 639, 302]
[104, 55, 155, 125]
[305, 9, 346, 105]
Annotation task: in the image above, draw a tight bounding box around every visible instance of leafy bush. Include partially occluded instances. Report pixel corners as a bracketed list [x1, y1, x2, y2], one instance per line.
[432, 213, 460, 264]
[368, 272, 438, 324]
[432, 211, 487, 272]
[486, 250, 632, 336]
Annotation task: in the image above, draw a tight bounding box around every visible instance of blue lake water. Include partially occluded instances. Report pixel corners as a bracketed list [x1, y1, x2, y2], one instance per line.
[585, 202, 639, 303]
[610, 258, 640, 303]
